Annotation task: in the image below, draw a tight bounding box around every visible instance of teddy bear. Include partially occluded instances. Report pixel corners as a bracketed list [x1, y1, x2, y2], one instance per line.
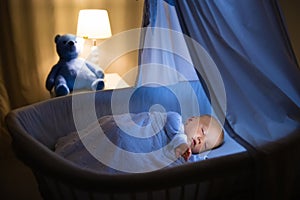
[46, 34, 105, 97]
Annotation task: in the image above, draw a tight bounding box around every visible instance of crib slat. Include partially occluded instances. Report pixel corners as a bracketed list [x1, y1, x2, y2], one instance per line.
[91, 193, 111, 200]
[112, 193, 134, 200]
[193, 183, 200, 200]
[134, 192, 148, 200]
[34, 172, 56, 200]
[152, 189, 167, 200]
[183, 184, 197, 200]
[167, 187, 181, 200]
[88, 191, 95, 200]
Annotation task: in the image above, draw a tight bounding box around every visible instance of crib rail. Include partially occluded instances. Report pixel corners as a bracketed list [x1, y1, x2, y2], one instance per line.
[33, 168, 254, 200]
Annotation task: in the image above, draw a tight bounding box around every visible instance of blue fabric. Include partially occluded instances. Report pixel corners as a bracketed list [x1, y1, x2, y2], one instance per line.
[142, 0, 176, 27]
[174, 0, 300, 146]
[55, 112, 187, 173]
[138, 0, 199, 85]
[100, 112, 180, 153]
[140, 0, 300, 147]
[128, 81, 214, 121]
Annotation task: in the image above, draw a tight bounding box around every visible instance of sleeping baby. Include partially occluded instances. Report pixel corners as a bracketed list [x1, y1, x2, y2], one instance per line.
[55, 112, 224, 173]
[176, 114, 224, 161]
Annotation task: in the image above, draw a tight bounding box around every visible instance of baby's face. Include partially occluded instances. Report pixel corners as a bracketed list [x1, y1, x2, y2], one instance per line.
[184, 115, 223, 154]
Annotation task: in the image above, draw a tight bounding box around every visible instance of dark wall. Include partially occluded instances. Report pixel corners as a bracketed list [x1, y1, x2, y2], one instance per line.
[279, 0, 300, 65]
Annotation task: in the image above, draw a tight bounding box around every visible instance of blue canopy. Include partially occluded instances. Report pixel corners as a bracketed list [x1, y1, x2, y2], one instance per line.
[138, 0, 300, 147]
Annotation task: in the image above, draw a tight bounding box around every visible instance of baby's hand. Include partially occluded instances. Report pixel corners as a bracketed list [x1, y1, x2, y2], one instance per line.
[175, 143, 191, 162]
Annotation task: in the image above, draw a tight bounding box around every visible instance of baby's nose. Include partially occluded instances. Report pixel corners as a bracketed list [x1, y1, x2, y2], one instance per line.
[197, 137, 202, 144]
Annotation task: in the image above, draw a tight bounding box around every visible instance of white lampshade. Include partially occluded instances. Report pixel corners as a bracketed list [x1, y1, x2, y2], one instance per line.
[76, 9, 112, 39]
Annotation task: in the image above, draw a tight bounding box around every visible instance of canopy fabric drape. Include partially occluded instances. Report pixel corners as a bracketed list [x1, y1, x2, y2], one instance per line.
[137, 0, 198, 86]
[138, 0, 300, 147]
[175, 0, 300, 147]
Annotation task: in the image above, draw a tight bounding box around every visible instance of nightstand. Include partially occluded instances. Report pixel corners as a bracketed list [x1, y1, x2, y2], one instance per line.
[104, 73, 130, 90]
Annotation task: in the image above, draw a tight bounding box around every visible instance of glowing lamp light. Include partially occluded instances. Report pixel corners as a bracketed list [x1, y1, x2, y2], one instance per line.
[76, 9, 112, 45]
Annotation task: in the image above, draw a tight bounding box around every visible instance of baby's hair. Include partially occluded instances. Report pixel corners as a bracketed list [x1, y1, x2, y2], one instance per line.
[192, 114, 225, 150]
[211, 136, 225, 150]
[202, 114, 225, 149]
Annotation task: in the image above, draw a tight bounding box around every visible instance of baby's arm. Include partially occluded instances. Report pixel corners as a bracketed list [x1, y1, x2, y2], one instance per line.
[164, 112, 191, 161]
[169, 133, 191, 162]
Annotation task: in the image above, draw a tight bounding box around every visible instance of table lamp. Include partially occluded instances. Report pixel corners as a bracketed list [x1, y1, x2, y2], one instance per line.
[76, 9, 112, 46]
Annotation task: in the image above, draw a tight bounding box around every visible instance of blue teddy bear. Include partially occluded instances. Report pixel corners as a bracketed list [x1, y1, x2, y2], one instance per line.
[46, 34, 105, 97]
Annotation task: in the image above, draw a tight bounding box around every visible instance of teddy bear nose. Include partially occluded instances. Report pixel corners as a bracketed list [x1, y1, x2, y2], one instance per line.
[67, 41, 74, 46]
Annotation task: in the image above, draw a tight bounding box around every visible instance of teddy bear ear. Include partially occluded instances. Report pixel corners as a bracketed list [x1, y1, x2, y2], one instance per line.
[55, 35, 61, 43]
